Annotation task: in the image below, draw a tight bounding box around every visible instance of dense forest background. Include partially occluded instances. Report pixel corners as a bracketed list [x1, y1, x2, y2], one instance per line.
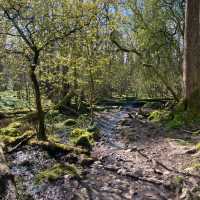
[1, 1, 200, 200]
[0, 0, 184, 104]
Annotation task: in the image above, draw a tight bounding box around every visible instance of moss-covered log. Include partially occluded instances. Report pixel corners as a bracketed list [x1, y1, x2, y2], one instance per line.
[0, 143, 17, 200]
[29, 140, 89, 155]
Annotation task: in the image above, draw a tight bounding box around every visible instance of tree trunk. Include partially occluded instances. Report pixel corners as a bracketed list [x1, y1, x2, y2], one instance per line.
[0, 143, 17, 200]
[183, 0, 200, 115]
[29, 51, 47, 140]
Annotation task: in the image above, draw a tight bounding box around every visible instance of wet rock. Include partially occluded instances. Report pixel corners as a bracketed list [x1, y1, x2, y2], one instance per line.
[62, 153, 78, 164]
[117, 168, 126, 175]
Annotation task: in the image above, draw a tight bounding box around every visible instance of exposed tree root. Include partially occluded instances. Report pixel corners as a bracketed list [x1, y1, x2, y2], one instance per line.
[103, 164, 166, 187]
[134, 147, 200, 179]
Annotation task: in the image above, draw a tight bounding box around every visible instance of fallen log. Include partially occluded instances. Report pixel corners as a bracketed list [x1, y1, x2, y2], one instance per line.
[29, 140, 89, 156]
[0, 143, 17, 200]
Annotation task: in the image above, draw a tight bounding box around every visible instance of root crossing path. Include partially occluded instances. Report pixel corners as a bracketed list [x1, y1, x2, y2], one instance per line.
[80, 107, 200, 200]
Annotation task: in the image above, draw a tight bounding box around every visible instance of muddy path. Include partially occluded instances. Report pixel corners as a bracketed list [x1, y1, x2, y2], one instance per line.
[6, 105, 200, 200]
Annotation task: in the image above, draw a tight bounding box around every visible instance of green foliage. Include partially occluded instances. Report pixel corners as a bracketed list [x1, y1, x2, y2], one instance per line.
[148, 110, 172, 122]
[0, 91, 29, 112]
[166, 112, 186, 129]
[35, 164, 81, 184]
[166, 109, 200, 130]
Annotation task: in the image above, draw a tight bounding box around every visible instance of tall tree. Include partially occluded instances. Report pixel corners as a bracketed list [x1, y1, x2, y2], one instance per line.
[183, 0, 200, 115]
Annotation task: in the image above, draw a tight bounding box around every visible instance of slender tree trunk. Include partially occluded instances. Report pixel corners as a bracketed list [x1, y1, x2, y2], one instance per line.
[183, 0, 200, 115]
[29, 51, 47, 140]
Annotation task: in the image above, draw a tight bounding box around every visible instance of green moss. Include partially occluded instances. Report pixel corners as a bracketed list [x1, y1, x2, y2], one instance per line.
[148, 110, 172, 122]
[70, 128, 92, 139]
[35, 164, 81, 184]
[0, 135, 16, 144]
[48, 135, 61, 143]
[29, 139, 88, 155]
[0, 130, 34, 145]
[196, 143, 200, 151]
[0, 121, 22, 137]
[173, 176, 184, 185]
[191, 163, 200, 170]
[70, 128, 94, 150]
[64, 119, 76, 126]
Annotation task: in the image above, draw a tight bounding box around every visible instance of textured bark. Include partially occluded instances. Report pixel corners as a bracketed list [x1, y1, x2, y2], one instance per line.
[29, 51, 47, 140]
[0, 143, 17, 200]
[183, 0, 200, 114]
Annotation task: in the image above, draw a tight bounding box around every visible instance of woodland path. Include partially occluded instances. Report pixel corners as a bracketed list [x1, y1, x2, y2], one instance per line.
[6, 105, 200, 200]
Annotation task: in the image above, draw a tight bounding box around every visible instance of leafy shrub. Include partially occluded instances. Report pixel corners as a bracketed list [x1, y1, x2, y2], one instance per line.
[148, 110, 172, 122]
[166, 112, 186, 129]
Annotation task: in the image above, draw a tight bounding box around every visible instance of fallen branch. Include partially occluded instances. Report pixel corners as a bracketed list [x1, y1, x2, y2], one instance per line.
[7, 133, 36, 154]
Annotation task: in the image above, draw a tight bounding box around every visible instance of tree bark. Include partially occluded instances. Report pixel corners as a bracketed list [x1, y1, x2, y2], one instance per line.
[29, 51, 47, 140]
[0, 143, 17, 200]
[183, 0, 200, 115]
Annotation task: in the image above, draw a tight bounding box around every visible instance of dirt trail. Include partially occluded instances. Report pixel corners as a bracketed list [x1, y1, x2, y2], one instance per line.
[79, 107, 200, 200]
[6, 106, 200, 200]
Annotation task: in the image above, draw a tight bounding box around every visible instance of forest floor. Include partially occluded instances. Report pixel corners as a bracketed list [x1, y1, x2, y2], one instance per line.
[3, 105, 200, 200]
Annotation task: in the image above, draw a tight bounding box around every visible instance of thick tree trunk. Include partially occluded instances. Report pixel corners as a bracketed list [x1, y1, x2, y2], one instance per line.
[29, 52, 47, 140]
[183, 0, 200, 115]
[0, 143, 17, 200]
